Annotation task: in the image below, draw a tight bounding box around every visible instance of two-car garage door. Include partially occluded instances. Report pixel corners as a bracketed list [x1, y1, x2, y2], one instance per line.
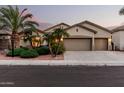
[64, 38, 92, 51]
[64, 38, 108, 51]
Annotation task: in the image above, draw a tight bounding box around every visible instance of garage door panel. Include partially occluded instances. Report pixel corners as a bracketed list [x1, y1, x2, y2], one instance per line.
[64, 38, 91, 51]
[95, 38, 108, 50]
[0, 39, 9, 50]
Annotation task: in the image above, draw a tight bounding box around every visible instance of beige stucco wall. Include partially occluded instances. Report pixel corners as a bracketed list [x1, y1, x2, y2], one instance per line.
[45, 24, 69, 32]
[113, 31, 124, 50]
[66, 26, 94, 38]
[81, 23, 111, 38]
[120, 31, 124, 50]
[112, 31, 121, 50]
[20, 39, 30, 47]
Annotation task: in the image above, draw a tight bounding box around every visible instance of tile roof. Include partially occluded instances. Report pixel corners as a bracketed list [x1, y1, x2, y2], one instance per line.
[112, 25, 124, 33]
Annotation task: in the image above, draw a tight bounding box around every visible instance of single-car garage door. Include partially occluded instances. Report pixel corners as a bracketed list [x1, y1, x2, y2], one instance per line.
[0, 39, 9, 50]
[64, 38, 91, 51]
[95, 38, 108, 51]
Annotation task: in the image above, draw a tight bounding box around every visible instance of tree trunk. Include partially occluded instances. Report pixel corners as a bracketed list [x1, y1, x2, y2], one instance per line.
[11, 32, 15, 57]
[48, 43, 55, 57]
[27, 35, 33, 48]
[29, 39, 33, 48]
[55, 39, 61, 57]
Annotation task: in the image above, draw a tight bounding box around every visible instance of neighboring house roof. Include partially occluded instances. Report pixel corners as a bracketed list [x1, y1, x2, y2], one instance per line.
[64, 24, 97, 34]
[78, 20, 112, 33]
[18, 29, 45, 35]
[44, 23, 70, 31]
[37, 30, 45, 34]
[0, 30, 11, 35]
[112, 25, 124, 33]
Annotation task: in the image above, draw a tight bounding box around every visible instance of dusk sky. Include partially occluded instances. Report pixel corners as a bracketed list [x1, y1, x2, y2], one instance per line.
[8, 5, 124, 27]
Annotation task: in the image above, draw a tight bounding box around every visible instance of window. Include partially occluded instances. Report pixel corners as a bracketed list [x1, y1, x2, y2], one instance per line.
[61, 26, 63, 29]
[32, 37, 41, 47]
[76, 28, 78, 32]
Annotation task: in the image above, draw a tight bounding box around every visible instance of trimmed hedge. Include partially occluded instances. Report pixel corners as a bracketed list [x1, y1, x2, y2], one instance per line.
[35, 46, 50, 55]
[7, 48, 25, 56]
[6, 46, 50, 58]
[20, 49, 39, 58]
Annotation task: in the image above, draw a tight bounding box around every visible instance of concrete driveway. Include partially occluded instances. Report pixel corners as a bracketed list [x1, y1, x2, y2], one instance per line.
[64, 51, 124, 61]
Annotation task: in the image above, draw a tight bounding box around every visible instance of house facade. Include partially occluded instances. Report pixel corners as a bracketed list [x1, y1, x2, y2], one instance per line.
[44, 20, 112, 51]
[112, 25, 124, 50]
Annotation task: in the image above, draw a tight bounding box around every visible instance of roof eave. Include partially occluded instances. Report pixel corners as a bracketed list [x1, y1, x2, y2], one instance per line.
[44, 23, 70, 32]
[78, 20, 112, 34]
[112, 29, 124, 33]
[64, 24, 97, 34]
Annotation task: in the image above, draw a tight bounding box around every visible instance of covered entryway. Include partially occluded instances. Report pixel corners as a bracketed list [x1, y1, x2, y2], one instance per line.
[94, 38, 108, 50]
[64, 38, 92, 51]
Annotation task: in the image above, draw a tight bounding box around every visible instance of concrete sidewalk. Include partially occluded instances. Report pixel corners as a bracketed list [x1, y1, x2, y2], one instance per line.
[0, 60, 124, 66]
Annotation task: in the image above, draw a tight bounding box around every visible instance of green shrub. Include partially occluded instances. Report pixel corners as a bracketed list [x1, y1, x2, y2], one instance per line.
[7, 48, 24, 56]
[52, 43, 65, 55]
[35, 46, 50, 55]
[21, 47, 29, 50]
[20, 49, 39, 58]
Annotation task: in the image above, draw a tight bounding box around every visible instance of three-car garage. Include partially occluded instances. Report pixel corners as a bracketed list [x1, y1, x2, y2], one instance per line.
[63, 20, 112, 51]
[64, 38, 108, 51]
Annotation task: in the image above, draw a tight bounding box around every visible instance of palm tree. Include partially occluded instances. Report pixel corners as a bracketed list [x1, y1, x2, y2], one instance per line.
[52, 28, 69, 56]
[43, 32, 55, 57]
[119, 7, 124, 15]
[0, 6, 39, 57]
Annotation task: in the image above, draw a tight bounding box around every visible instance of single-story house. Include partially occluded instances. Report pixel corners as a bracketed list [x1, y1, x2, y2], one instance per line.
[44, 20, 112, 51]
[0, 20, 113, 51]
[112, 25, 124, 50]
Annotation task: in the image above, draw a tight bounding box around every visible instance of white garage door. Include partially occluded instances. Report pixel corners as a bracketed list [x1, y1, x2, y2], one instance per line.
[64, 38, 91, 51]
[95, 38, 108, 50]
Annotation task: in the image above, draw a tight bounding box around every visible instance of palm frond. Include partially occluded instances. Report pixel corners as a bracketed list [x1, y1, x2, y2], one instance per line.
[19, 8, 27, 16]
[21, 13, 33, 22]
[0, 7, 11, 22]
[24, 21, 39, 27]
[52, 28, 70, 38]
[119, 7, 124, 15]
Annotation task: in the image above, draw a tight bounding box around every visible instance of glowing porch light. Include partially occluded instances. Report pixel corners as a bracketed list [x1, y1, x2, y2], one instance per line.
[32, 37, 41, 47]
[55, 39, 58, 43]
[60, 38, 63, 41]
[108, 38, 112, 43]
[35, 37, 40, 40]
